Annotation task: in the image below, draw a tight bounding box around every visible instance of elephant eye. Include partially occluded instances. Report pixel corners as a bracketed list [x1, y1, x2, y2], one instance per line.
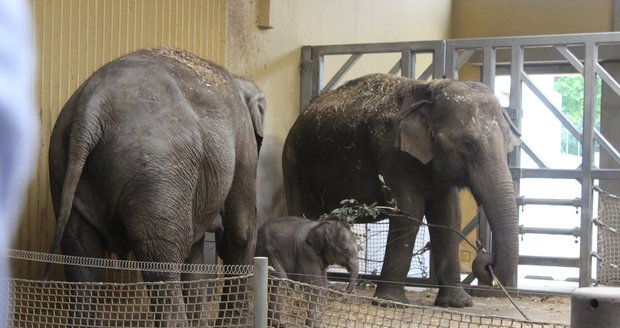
[461, 137, 481, 156]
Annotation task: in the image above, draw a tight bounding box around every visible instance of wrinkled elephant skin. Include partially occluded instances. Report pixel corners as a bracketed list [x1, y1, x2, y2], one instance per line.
[48, 47, 265, 326]
[283, 74, 520, 308]
[256, 216, 359, 327]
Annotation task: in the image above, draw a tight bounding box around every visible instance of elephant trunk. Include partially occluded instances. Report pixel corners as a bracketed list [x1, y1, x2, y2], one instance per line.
[470, 159, 519, 287]
[346, 254, 359, 293]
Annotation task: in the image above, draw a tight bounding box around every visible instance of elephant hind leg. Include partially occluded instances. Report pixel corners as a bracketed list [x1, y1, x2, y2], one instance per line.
[182, 236, 209, 327]
[61, 211, 105, 326]
[61, 208, 105, 281]
[122, 207, 193, 326]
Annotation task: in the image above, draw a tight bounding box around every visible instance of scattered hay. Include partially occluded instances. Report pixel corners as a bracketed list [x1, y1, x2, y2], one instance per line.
[145, 47, 235, 95]
[305, 74, 456, 129]
[307, 74, 411, 125]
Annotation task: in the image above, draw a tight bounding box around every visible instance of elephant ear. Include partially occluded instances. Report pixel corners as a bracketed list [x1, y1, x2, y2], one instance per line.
[306, 221, 330, 256]
[235, 77, 266, 149]
[393, 96, 434, 164]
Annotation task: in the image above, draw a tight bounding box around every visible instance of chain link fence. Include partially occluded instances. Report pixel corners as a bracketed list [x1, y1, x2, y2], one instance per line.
[347, 220, 430, 279]
[1, 249, 569, 327]
[595, 187, 620, 285]
[5, 277, 254, 327]
[267, 277, 567, 328]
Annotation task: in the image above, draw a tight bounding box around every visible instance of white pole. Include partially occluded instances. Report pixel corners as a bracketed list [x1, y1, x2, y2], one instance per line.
[253, 257, 268, 328]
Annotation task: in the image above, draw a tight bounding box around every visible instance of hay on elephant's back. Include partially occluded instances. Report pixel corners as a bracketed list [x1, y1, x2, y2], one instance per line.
[307, 74, 457, 127]
[146, 47, 235, 95]
[308, 74, 410, 125]
[307, 74, 424, 128]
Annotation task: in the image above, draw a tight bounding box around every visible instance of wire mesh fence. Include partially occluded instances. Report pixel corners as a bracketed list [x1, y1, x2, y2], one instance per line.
[595, 187, 620, 285]
[4, 277, 253, 327]
[347, 220, 430, 279]
[267, 277, 568, 328]
[1, 249, 570, 327]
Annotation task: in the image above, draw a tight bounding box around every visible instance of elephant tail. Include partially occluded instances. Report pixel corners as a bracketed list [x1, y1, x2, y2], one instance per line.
[44, 96, 105, 279]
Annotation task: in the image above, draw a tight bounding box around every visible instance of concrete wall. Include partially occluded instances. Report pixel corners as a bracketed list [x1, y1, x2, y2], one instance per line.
[226, 0, 453, 139]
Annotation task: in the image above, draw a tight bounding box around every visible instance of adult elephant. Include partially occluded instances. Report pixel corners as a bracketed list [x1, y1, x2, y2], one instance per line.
[283, 73, 520, 308]
[48, 47, 265, 325]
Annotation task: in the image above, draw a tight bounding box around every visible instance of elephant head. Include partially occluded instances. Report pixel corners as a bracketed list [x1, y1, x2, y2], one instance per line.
[393, 79, 520, 286]
[307, 219, 359, 293]
[235, 77, 266, 150]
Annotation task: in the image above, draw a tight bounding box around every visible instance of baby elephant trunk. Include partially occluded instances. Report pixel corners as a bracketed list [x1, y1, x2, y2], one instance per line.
[346, 255, 359, 293]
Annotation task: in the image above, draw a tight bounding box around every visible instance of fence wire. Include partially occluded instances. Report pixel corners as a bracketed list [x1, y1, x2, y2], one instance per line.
[595, 187, 620, 285]
[3, 276, 253, 327]
[349, 221, 429, 279]
[2, 249, 570, 327]
[267, 277, 568, 328]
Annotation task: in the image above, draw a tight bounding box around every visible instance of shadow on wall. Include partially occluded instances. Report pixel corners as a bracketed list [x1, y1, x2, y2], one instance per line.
[257, 134, 287, 225]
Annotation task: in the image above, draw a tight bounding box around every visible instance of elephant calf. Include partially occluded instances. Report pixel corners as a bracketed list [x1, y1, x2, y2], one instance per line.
[255, 216, 359, 327]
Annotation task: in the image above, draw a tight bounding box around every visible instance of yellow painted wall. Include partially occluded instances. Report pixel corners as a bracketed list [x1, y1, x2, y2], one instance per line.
[19, 0, 227, 279]
[451, 0, 613, 38]
[451, 0, 614, 80]
[226, 0, 453, 139]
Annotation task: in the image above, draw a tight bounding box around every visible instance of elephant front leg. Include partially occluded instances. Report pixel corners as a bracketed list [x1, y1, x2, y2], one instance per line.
[374, 215, 418, 304]
[427, 188, 473, 308]
[147, 282, 190, 327]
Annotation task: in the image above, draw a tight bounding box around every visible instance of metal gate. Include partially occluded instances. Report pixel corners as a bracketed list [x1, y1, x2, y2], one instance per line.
[300, 32, 620, 290]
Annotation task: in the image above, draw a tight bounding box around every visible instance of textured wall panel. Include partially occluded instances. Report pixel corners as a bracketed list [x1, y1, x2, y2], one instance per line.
[17, 0, 228, 279]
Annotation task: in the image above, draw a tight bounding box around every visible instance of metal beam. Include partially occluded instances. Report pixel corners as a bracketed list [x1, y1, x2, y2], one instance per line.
[596, 62, 620, 98]
[310, 47, 324, 100]
[519, 256, 580, 268]
[520, 141, 548, 168]
[483, 47, 496, 90]
[516, 197, 581, 207]
[400, 50, 415, 78]
[418, 63, 434, 80]
[388, 59, 401, 75]
[579, 42, 597, 287]
[519, 226, 580, 237]
[300, 46, 313, 112]
[311, 40, 444, 56]
[321, 54, 361, 93]
[447, 32, 620, 49]
[522, 71, 583, 140]
[555, 45, 584, 74]
[594, 129, 620, 166]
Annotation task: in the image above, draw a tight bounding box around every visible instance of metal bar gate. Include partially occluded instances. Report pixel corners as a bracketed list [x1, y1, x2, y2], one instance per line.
[299, 32, 620, 290]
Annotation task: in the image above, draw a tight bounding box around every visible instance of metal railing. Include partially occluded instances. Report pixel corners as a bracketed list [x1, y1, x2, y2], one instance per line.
[299, 32, 620, 290]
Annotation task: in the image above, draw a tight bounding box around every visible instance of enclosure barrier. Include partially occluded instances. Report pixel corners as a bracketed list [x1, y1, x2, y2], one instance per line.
[595, 187, 620, 286]
[267, 278, 568, 328]
[1, 249, 571, 327]
[301, 32, 620, 289]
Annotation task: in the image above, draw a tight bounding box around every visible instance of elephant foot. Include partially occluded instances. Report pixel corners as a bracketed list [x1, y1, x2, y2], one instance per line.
[434, 287, 473, 308]
[372, 285, 409, 305]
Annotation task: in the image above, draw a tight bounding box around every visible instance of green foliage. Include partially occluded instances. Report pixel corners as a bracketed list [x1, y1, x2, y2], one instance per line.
[553, 75, 601, 155]
[319, 199, 380, 227]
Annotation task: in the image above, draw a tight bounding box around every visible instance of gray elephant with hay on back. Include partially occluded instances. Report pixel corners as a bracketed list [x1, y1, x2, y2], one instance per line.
[48, 47, 265, 326]
[283, 73, 520, 308]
